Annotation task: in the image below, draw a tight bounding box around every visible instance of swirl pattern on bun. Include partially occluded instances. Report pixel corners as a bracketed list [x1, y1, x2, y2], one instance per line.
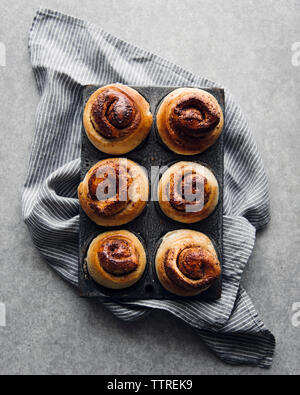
[87, 230, 147, 289]
[155, 230, 221, 296]
[157, 161, 219, 223]
[78, 158, 149, 226]
[156, 88, 223, 155]
[84, 84, 153, 154]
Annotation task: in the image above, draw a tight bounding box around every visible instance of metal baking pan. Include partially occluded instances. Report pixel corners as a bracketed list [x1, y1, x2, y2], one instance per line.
[79, 85, 224, 301]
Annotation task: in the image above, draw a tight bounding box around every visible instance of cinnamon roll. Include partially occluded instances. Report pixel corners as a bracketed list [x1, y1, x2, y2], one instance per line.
[78, 158, 149, 226]
[83, 84, 153, 154]
[157, 161, 219, 223]
[155, 230, 221, 296]
[156, 88, 223, 155]
[87, 230, 147, 289]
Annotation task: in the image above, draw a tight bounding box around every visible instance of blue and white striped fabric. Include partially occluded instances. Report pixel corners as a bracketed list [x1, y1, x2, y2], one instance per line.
[22, 8, 275, 368]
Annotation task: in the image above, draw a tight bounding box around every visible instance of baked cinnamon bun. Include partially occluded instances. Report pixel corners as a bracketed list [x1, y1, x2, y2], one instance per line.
[87, 230, 147, 289]
[156, 88, 223, 155]
[83, 84, 153, 154]
[78, 158, 149, 226]
[155, 230, 221, 296]
[157, 161, 219, 223]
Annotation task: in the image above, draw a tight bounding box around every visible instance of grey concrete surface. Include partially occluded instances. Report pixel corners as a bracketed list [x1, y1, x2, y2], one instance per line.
[0, 0, 299, 375]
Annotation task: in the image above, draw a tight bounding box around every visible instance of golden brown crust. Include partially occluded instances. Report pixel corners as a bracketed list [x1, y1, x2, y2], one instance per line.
[97, 235, 138, 275]
[87, 230, 147, 289]
[83, 84, 153, 154]
[155, 230, 221, 296]
[156, 88, 224, 155]
[158, 161, 219, 223]
[78, 158, 149, 226]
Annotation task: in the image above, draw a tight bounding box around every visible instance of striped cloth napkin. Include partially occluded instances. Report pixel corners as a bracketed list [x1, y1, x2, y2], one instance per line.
[22, 8, 276, 368]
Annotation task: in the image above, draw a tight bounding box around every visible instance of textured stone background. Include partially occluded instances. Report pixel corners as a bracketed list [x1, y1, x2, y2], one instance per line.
[0, 0, 299, 375]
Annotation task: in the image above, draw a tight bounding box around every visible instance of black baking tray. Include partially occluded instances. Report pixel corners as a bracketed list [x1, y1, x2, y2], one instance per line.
[79, 85, 224, 301]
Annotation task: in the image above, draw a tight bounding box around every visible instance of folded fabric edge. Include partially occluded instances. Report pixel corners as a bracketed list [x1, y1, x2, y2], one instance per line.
[198, 328, 276, 369]
[29, 8, 216, 90]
